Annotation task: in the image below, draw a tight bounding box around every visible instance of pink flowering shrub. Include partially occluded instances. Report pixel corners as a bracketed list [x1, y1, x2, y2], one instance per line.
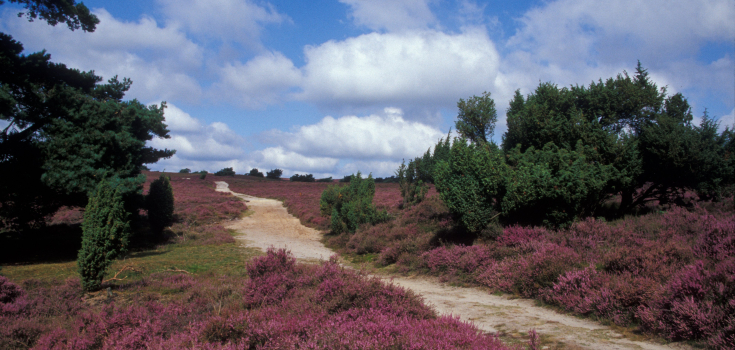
[2, 249, 516, 349]
[143, 172, 247, 226]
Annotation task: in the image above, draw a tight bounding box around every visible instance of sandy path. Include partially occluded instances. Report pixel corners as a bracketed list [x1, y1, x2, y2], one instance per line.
[216, 182, 688, 350]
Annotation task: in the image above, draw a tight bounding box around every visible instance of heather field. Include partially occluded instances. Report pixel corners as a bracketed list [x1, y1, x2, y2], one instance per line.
[0, 172, 519, 350]
[235, 177, 735, 349]
[224, 175, 438, 231]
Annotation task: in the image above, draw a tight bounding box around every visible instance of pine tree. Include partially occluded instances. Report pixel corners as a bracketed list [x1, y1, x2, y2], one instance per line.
[77, 178, 130, 292]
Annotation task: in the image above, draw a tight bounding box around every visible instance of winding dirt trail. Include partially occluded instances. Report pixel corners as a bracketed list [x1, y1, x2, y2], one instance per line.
[215, 181, 688, 350]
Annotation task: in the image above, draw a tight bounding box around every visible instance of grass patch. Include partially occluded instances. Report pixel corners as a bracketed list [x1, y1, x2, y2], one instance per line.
[0, 242, 261, 285]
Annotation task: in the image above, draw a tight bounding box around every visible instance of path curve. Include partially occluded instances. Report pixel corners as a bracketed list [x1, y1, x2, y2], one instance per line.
[216, 181, 688, 350]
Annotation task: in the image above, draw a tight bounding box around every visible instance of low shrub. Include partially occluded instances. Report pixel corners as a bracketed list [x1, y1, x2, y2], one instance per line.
[320, 172, 389, 234]
[266, 169, 283, 180]
[214, 167, 235, 176]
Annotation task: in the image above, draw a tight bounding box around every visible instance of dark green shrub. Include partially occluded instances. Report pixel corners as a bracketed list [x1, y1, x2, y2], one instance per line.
[248, 168, 264, 177]
[146, 175, 175, 234]
[215, 167, 236, 176]
[396, 159, 428, 207]
[339, 175, 352, 182]
[290, 173, 315, 182]
[320, 172, 389, 234]
[434, 139, 508, 232]
[179, 168, 191, 174]
[316, 177, 333, 182]
[77, 178, 131, 291]
[266, 169, 283, 179]
[199, 171, 207, 180]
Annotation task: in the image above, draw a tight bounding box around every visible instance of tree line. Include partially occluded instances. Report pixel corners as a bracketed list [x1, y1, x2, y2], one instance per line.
[399, 63, 734, 229]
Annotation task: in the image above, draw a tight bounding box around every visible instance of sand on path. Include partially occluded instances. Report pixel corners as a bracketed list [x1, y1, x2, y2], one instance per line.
[216, 181, 688, 350]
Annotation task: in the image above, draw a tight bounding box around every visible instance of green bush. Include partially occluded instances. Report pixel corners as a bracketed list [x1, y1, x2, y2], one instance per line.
[320, 172, 389, 234]
[179, 168, 191, 174]
[434, 139, 508, 232]
[266, 169, 283, 179]
[215, 167, 236, 176]
[290, 173, 315, 182]
[316, 177, 333, 183]
[396, 159, 428, 207]
[77, 178, 131, 291]
[146, 175, 175, 234]
[248, 168, 264, 177]
[199, 171, 207, 180]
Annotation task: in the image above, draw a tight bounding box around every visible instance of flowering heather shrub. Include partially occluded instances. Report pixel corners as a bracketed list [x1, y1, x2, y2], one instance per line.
[422, 245, 492, 276]
[1, 249, 516, 349]
[46, 206, 84, 226]
[143, 172, 247, 226]
[0, 276, 27, 315]
[497, 225, 548, 247]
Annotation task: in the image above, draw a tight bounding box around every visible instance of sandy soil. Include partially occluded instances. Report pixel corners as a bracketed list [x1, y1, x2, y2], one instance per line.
[216, 181, 689, 350]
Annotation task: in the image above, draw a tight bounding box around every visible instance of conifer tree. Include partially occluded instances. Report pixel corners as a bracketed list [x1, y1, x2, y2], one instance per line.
[147, 175, 174, 234]
[77, 178, 130, 292]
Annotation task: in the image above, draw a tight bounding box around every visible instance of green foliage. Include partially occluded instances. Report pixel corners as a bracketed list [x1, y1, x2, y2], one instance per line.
[502, 142, 613, 227]
[248, 168, 264, 177]
[396, 159, 428, 207]
[3, 0, 99, 32]
[316, 177, 333, 183]
[431, 63, 734, 230]
[215, 167, 235, 176]
[179, 168, 191, 174]
[320, 172, 389, 234]
[146, 175, 174, 234]
[290, 173, 315, 182]
[77, 178, 130, 291]
[266, 168, 283, 179]
[434, 139, 508, 232]
[339, 175, 352, 182]
[455, 91, 497, 144]
[199, 171, 207, 180]
[0, 31, 174, 229]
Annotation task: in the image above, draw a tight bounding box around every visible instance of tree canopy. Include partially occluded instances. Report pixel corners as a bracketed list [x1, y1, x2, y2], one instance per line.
[0, 0, 99, 32]
[455, 91, 497, 144]
[427, 63, 734, 229]
[0, 1, 175, 229]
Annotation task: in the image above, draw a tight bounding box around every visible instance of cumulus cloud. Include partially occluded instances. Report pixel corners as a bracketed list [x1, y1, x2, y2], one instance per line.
[340, 0, 436, 32]
[298, 29, 502, 111]
[502, 0, 735, 97]
[251, 147, 339, 173]
[719, 108, 735, 132]
[149, 104, 245, 162]
[210, 51, 302, 108]
[157, 0, 288, 50]
[0, 8, 203, 103]
[262, 108, 446, 161]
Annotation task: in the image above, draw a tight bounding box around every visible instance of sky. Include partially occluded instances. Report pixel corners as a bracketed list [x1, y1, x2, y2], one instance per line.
[1, 0, 734, 178]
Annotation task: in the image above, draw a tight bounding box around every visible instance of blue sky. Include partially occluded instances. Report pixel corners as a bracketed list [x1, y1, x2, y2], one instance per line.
[1, 0, 733, 178]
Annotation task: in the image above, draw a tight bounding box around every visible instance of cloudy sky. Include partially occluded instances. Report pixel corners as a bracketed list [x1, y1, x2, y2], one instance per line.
[2, 0, 733, 178]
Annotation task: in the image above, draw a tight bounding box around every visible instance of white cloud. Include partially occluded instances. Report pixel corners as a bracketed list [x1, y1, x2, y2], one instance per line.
[340, 0, 436, 32]
[252, 147, 339, 173]
[719, 108, 735, 132]
[157, 0, 288, 50]
[508, 0, 734, 66]
[210, 51, 302, 108]
[1, 8, 203, 102]
[149, 104, 245, 161]
[339, 160, 403, 178]
[298, 29, 502, 111]
[262, 108, 445, 161]
[502, 0, 735, 91]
